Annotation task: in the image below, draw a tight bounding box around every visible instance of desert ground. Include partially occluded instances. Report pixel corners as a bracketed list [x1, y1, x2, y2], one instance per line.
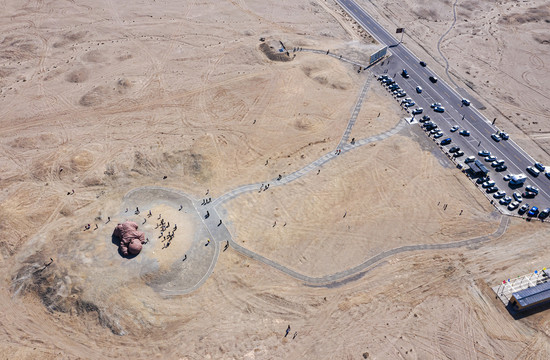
[1, 0, 550, 359]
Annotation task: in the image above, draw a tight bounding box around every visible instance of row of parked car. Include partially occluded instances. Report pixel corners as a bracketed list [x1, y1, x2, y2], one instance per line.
[378, 75, 408, 99]
[472, 151, 550, 217]
[378, 72, 549, 219]
[526, 162, 550, 179]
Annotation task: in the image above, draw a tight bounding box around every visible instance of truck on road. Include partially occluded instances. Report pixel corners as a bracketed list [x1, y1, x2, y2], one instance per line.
[509, 174, 527, 186]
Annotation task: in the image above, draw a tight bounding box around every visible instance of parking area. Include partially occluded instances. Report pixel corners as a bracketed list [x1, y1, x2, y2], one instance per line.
[376, 71, 550, 220]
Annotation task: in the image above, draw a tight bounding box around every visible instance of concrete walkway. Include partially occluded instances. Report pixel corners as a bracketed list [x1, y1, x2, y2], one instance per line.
[130, 49, 512, 292]
[227, 214, 509, 286]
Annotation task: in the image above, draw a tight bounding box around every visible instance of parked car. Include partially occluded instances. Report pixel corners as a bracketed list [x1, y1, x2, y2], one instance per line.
[434, 132, 444, 138]
[462, 98, 471, 106]
[528, 206, 539, 217]
[401, 69, 409, 78]
[459, 130, 470, 136]
[431, 102, 442, 108]
[485, 155, 497, 162]
[416, 86, 422, 93]
[535, 162, 546, 172]
[396, 92, 407, 97]
[478, 150, 491, 157]
[539, 208, 550, 219]
[500, 132, 509, 140]
[527, 166, 540, 177]
[525, 185, 539, 194]
[477, 176, 490, 184]
[522, 191, 536, 198]
[482, 180, 496, 188]
[546, 172, 550, 180]
[503, 174, 512, 181]
[500, 196, 512, 205]
[493, 191, 506, 199]
[420, 61, 427, 67]
[429, 76, 438, 83]
[404, 101, 415, 107]
[491, 133, 501, 142]
[412, 108, 423, 115]
[513, 192, 523, 202]
[450, 125, 459, 132]
[495, 165, 508, 172]
[508, 201, 520, 210]
[378, 75, 389, 81]
[433, 106, 445, 113]
[491, 160, 505, 167]
[486, 186, 499, 193]
[440, 138, 452, 146]
[421, 115, 430, 122]
[449, 146, 460, 153]
[453, 151, 464, 157]
[518, 204, 530, 215]
[465, 156, 475, 163]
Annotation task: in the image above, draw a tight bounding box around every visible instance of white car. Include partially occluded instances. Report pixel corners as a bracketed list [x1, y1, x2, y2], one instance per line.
[450, 125, 459, 132]
[508, 201, 520, 210]
[465, 156, 475, 163]
[416, 86, 423, 93]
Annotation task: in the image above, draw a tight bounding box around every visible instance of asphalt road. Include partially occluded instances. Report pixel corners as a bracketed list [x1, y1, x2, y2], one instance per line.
[337, 0, 550, 216]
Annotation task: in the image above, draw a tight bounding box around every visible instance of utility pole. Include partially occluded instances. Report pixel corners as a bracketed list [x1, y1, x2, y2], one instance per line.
[396, 28, 405, 43]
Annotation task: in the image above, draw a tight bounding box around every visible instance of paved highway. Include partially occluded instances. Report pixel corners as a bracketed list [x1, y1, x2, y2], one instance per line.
[337, 0, 550, 216]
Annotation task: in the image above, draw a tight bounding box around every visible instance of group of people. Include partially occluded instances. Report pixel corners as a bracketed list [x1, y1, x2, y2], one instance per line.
[156, 217, 178, 249]
[201, 198, 212, 205]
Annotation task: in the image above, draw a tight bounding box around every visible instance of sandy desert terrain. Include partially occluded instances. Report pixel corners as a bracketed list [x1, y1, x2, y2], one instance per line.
[1, 0, 550, 359]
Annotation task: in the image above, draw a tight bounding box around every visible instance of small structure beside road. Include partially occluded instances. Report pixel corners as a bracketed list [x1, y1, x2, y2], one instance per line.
[468, 159, 488, 177]
[510, 277, 550, 311]
[493, 269, 550, 312]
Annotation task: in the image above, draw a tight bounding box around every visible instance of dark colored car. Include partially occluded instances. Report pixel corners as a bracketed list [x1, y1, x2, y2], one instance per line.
[440, 138, 452, 146]
[539, 208, 550, 219]
[449, 146, 460, 153]
[477, 176, 490, 184]
[420, 61, 427, 67]
[429, 76, 438, 83]
[522, 191, 536, 198]
[495, 165, 508, 172]
[518, 204, 530, 215]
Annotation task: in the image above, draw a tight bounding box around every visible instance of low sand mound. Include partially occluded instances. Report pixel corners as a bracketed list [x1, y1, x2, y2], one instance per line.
[259, 42, 293, 62]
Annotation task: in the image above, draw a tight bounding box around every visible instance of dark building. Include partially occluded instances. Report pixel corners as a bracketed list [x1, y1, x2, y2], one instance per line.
[510, 281, 550, 310]
[469, 159, 488, 176]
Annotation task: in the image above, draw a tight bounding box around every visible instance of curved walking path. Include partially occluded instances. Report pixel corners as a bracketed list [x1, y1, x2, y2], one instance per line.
[337, 75, 373, 149]
[212, 116, 405, 207]
[127, 48, 513, 293]
[437, 0, 460, 89]
[227, 214, 509, 286]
